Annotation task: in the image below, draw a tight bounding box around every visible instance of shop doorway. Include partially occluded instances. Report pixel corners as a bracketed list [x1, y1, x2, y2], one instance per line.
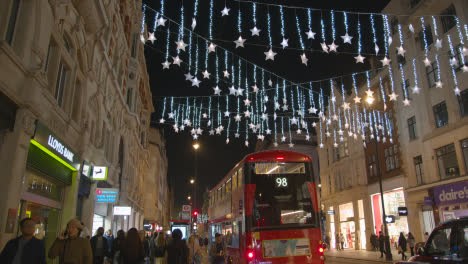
[340, 221, 355, 249]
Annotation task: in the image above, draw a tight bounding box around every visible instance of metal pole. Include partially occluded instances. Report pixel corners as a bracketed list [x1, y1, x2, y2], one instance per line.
[374, 129, 392, 261]
[194, 149, 198, 210]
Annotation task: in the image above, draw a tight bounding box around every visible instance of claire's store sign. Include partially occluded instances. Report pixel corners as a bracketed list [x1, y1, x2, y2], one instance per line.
[433, 181, 468, 206]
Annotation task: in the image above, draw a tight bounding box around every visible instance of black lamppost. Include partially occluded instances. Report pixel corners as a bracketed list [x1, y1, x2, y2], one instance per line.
[192, 143, 200, 210]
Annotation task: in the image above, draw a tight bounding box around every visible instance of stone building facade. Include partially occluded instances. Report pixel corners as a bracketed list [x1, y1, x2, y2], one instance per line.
[0, 0, 167, 252]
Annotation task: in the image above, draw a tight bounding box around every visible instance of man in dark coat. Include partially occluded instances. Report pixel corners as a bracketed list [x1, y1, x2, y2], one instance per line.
[379, 231, 385, 258]
[0, 218, 46, 264]
[166, 229, 188, 264]
[90, 227, 109, 264]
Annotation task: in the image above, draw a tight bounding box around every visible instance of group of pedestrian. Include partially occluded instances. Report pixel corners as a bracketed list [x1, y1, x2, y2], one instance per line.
[373, 230, 417, 261]
[335, 232, 345, 250]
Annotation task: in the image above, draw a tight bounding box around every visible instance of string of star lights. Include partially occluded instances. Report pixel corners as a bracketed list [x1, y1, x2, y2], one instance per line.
[296, 13, 307, 65]
[306, 8, 316, 44]
[435, 54, 442, 88]
[383, 15, 390, 55]
[455, 17, 465, 44]
[354, 16, 364, 63]
[379, 77, 387, 110]
[320, 16, 328, 53]
[447, 35, 461, 95]
[177, 4, 184, 55]
[329, 10, 338, 52]
[411, 59, 420, 94]
[159, 98, 166, 123]
[397, 24, 405, 57]
[420, 17, 430, 62]
[192, 0, 199, 30]
[140, 4, 146, 42]
[399, 64, 410, 105]
[341, 11, 353, 45]
[387, 66, 398, 101]
[267, 7, 273, 47]
[352, 73, 361, 104]
[288, 119, 293, 147]
[279, 6, 288, 49]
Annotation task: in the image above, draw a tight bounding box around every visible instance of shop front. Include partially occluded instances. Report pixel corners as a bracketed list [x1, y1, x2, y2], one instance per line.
[371, 188, 408, 247]
[19, 121, 80, 261]
[433, 180, 468, 222]
[338, 202, 355, 249]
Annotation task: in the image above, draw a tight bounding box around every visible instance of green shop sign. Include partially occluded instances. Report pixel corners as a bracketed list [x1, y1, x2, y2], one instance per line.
[32, 121, 81, 170]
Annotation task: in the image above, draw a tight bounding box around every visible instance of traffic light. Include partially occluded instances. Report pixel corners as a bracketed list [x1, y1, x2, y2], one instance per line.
[192, 210, 198, 222]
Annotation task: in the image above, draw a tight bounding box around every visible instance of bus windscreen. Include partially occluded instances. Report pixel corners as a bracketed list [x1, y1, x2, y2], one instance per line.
[247, 162, 318, 230]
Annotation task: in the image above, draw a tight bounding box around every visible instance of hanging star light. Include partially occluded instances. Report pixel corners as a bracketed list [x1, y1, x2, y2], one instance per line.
[244, 110, 251, 118]
[202, 70, 210, 79]
[296, 129, 302, 134]
[191, 18, 197, 30]
[191, 77, 201, 87]
[252, 84, 259, 93]
[223, 70, 230, 78]
[341, 33, 353, 44]
[266, 129, 272, 135]
[243, 98, 251, 106]
[234, 36, 246, 48]
[172, 56, 182, 66]
[435, 81, 443, 88]
[388, 92, 398, 101]
[268, 80, 273, 86]
[159, 118, 165, 124]
[374, 44, 380, 55]
[221, 7, 230, 16]
[208, 43, 216, 53]
[236, 88, 244, 96]
[275, 102, 280, 110]
[450, 57, 458, 67]
[435, 39, 442, 50]
[365, 89, 374, 98]
[157, 17, 167, 27]
[148, 33, 156, 43]
[175, 40, 188, 51]
[291, 117, 298, 125]
[409, 24, 415, 32]
[306, 30, 316, 39]
[250, 26, 261, 36]
[412, 85, 420, 94]
[281, 136, 287, 142]
[454, 87, 461, 95]
[185, 73, 194, 81]
[209, 129, 214, 135]
[300, 53, 308, 65]
[321, 43, 329, 53]
[308, 107, 317, 114]
[202, 113, 207, 118]
[423, 57, 431, 67]
[224, 111, 230, 117]
[462, 65, 468, 72]
[213, 85, 221, 95]
[234, 114, 241, 121]
[264, 49, 277, 61]
[342, 102, 350, 110]
[161, 60, 171, 69]
[380, 56, 391, 66]
[229, 86, 237, 95]
[403, 98, 411, 106]
[282, 105, 288, 111]
[280, 38, 289, 49]
[261, 113, 268, 120]
[354, 54, 365, 63]
[397, 45, 406, 57]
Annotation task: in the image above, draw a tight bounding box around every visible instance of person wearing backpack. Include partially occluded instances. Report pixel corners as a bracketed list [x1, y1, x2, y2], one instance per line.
[166, 229, 188, 264]
[209, 233, 226, 264]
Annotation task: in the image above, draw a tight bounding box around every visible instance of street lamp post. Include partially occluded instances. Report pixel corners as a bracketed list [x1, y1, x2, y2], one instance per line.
[367, 96, 392, 261]
[192, 143, 200, 211]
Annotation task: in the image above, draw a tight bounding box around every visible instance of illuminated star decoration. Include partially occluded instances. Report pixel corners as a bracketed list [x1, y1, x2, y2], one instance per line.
[397, 46, 406, 57]
[454, 87, 461, 95]
[213, 86, 221, 95]
[244, 110, 251, 118]
[321, 43, 329, 53]
[264, 49, 277, 61]
[175, 40, 188, 51]
[435, 39, 442, 50]
[308, 107, 317, 114]
[252, 84, 259, 93]
[403, 98, 411, 106]
[380, 56, 391, 66]
[185, 73, 193, 81]
[462, 65, 468, 73]
[435, 81, 443, 88]
[423, 57, 431, 67]
[221, 7, 230, 16]
[328, 42, 339, 52]
[341, 33, 353, 44]
[388, 92, 398, 101]
[353, 96, 361, 104]
[236, 88, 244, 96]
[234, 36, 246, 48]
[208, 43, 216, 53]
[268, 80, 273, 86]
[148, 32, 156, 43]
[342, 102, 350, 110]
[161, 60, 171, 69]
[156, 17, 167, 27]
[375, 44, 380, 55]
[224, 111, 230, 117]
[412, 85, 420, 94]
[280, 38, 289, 49]
[408, 24, 415, 33]
[243, 98, 251, 106]
[202, 70, 211, 79]
[172, 56, 182, 66]
[168, 112, 174, 119]
[229, 86, 237, 95]
[234, 114, 241, 121]
[223, 70, 230, 78]
[300, 54, 308, 65]
[191, 77, 201, 87]
[191, 18, 197, 30]
[159, 118, 165, 124]
[354, 54, 365, 63]
[250, 26, 261, 36]
[306, 30, 316, 39]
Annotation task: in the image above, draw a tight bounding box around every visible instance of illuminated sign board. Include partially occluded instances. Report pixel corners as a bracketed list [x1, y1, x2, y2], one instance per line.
[182, 205, 191, 212]
[398, 207, 408, 216]
[96, 188, 118, 203]
[92, 166, 108, 180]
[385, 215, 395, 223]
[114, 206, 132, 215]
[47, 135, 75, 162]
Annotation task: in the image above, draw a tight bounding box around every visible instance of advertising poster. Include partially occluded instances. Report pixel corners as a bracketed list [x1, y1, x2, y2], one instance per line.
[263, 238, 310, 258]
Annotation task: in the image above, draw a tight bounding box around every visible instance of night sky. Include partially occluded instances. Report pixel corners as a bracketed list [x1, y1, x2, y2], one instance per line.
[143, 0, 390, 213]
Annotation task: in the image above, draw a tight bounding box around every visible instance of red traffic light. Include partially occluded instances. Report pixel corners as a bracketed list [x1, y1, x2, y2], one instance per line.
[193, 210, 198, 216]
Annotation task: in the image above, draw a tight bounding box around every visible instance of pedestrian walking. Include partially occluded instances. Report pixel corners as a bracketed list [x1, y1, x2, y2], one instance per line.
[48, 219, 93, 264]
[112, 230, 126, 264]
[398, 232, 407, 260]
[166, 229, 188, 264]
[335, 233, 340, 250]
[407, 232, 416, 256]
[379, 231, 385, 258]
[339, 233, 345, 250]
[139, 230, 150, 263]
[121, 228, 145, 264]
[104, 230, 114, 257]
[153, 232, 167, 264]
[0, 218, 46, 264]
[90, 227, 109, 264]
[188, 234, 202, 264]
[209, 233, 226, 264]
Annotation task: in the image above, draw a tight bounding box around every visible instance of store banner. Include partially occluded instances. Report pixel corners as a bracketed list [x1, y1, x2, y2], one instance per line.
[96, 188, 119, 203]
[433, 181, 468, 206]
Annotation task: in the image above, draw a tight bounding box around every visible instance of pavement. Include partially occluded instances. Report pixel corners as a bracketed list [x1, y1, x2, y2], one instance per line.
[325, 248, 409, 263]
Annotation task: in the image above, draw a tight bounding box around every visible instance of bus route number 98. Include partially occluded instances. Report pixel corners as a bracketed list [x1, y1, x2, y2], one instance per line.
[275, 177, 288, 187]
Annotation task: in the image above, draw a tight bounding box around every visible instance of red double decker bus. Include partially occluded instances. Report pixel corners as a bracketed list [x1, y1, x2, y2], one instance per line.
[208, 150, 324, 264]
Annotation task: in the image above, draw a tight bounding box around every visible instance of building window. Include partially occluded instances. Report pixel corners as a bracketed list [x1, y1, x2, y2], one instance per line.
[54, 62, 68, 107]
[333, 138, 349, 162]
[6, 0, 21, 45]
[441, 5, 456, 33]
[401, 79, 411, 100]
[459, 89, 468, 117]
[433, 101, 448, 128]
[368, 155, 377, 177]
[418, 24, 433, 50]
[385, 145, 400, 171]
[407, 116, 417, 140]
[461, 139, 468, 172]
[436, 144, 459, 180]
[414, 156, 424, 184]
[426, 62, 439, 88]
[450, 45, 468, 72]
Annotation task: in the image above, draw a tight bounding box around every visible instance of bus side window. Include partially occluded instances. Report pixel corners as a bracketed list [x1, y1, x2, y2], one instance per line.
[238, 167, 243, 186]
[232, 171, 238, 190]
